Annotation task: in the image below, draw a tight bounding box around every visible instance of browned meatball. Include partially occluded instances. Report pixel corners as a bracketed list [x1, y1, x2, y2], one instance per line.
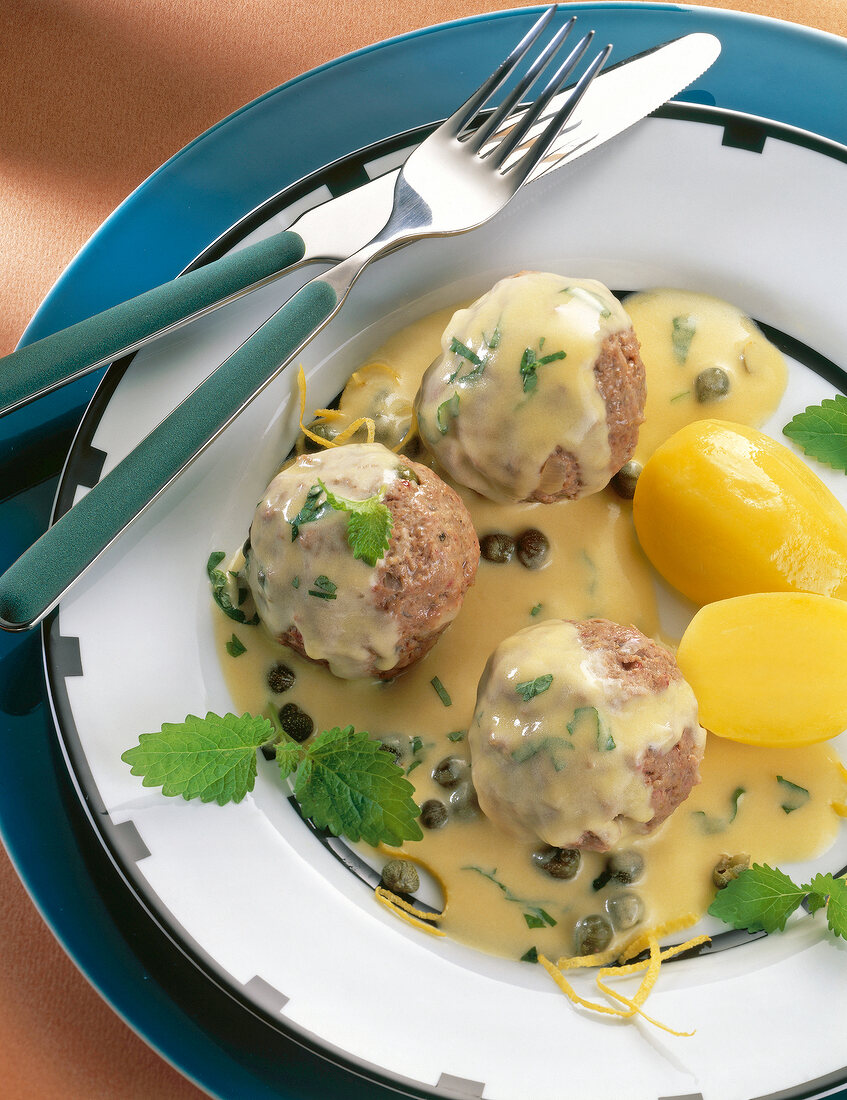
[414, 273, 646, 503]
[468, 618, 705, 851]
[534, 328, 646, 502]
[246, 443, 479, 680]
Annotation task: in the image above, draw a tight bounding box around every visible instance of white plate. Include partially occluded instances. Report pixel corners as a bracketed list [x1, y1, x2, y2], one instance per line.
[46, 105, 847, 1100]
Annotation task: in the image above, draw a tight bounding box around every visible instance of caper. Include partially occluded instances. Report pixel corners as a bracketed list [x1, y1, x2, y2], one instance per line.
[611, 460, 642, 500]
[574, 914, 613, 956]
[420, 799, 449, 830]
[432, 755, 469, 789]
[479, 532, 516, 563]
[713, 852, 751, 889]
[605, 891, 644, 931]
[278, 702, 314, 743]
[516, 528, 550, 569]
[267, 662, 296, 694]
[695, 366, 730, 403]
[532, 846, 581, 880]
[448, 780, 480, 820]
[381, 858, 420, 895]
[606, 849, 644, 884]
[378, 735, 408, 766]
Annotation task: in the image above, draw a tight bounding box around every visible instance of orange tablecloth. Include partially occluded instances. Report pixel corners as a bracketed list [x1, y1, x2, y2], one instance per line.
[1, 1, 845, 1095]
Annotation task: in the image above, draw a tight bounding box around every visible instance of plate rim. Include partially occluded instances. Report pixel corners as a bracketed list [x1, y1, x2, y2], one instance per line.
[5, 6, 847, 1097]
[41, 100, 847, 1099]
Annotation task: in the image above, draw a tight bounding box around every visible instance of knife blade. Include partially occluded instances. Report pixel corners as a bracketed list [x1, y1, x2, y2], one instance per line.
[293, 32, 720, 264]
[0, 29, 721, 631]
[0, 31, 719, 419]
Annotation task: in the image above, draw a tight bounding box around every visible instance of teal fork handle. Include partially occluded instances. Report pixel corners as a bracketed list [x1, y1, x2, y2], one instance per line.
[0, 277, 338, 630]
[0, 229, 307, 416]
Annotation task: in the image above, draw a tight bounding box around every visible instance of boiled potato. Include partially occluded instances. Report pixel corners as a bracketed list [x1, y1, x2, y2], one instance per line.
[677, 592, 847, 746]
[632, 419, 847, 606]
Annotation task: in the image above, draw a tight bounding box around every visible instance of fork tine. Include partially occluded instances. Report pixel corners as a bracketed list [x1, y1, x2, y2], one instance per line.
[444, 5, 557, 137]
[487, 31, 595, 168]
[465, 16, 576, 153]
[508, 43, 612, 182]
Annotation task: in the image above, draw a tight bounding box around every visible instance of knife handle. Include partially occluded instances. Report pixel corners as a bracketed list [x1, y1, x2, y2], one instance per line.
[0, 229, 308, 417]
[0, 276, 338, 631]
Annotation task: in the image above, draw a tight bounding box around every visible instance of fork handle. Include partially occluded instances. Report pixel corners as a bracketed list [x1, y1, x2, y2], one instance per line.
[0, 229, 308, 417]
[0, 277, 338, 631]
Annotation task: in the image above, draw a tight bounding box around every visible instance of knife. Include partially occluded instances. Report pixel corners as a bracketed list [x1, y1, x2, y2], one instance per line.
[0, 32, 720, 419]
[0, 30, 721, 632]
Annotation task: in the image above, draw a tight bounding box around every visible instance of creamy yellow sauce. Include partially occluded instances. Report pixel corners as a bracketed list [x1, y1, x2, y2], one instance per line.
[216, 286, 845, 962]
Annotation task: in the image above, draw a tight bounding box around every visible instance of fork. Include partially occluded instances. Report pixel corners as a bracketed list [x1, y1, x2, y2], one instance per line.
[0, 6, 610, 631]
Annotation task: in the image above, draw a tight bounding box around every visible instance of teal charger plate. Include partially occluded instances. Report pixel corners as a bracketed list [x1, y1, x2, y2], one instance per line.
[2, 5, 847, 1097]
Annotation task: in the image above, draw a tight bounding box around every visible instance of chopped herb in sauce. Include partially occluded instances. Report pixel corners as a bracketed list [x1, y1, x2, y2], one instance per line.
[431, 676, 452, 707]
[671, 314, 696, 363]
[308, 575, 338, 600]
[777, 775, 810, 814]
[530, 603, 543, 617]
[519, 346, 566, 394]
[511, 736, 573, 771]
[463, 866, 558, 929]
[567, 706, 615, 752]
[515, 674, 553, 701]
[561, 285, 612, 317]
[520, 946, 539, 963]
[206, 552, 259, 625]
[290, 484, 329, 541]
[447, 730, 466, 742]
[670, 390, 690, 404]
[225, 634, 247, 658]
[692, 786, 745, 834]
[436, 392, 460, 434]
[292, 576, 300, 589]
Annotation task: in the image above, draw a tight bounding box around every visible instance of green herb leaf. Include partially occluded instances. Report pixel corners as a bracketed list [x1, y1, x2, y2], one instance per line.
[292, 725, 422, 846]
[447, 730, 466, 742]
[530, 603, 542, 617]
[436, 392, 460, 434]
[121, 712, 275, 806]
[671, 315, 696, 363]
[207, 552, 259, 625]
[783, 395, 847, 473]
[431, 676, 452, 707]
[318, 480, 393, 567]
[308, 574, 338, 600]
[225, 633, 247, 658]
[290, 484, 330, 541]
[520, 946, 539, 963]
[562, 285, 612, 317]
[707, 863, 807, 933]
[777, 775, 810, 814]
[566, 705, 615, 752]
[275, 738, 306, 781]
[808, 873, 847, 940]
[449, 337, 484, 366]
[515, 674, 553, 702]
[511, 736, 573, 770]
[692, 786, 745, 834]
[463, 866, 557, 927]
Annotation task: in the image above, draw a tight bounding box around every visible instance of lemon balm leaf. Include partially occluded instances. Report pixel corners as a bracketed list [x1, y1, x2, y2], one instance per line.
[783, 396, 847, 473]
[318, 479, 392, 566]
[708, 863, 807, 933]
[292, 726, 422, 847]
[121, 712, 275, 805]
[808, 873, 847, 940]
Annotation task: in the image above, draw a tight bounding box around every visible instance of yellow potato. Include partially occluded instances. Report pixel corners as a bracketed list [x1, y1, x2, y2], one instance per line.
[677, 592, 847, 745]
[632, 419, 847, 606]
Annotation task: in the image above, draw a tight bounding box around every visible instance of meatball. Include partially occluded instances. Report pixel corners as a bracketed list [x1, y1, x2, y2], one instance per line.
[468, 619, 705, 851]
[414, 272, 645, 503]
[246, 442, 479, 679]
